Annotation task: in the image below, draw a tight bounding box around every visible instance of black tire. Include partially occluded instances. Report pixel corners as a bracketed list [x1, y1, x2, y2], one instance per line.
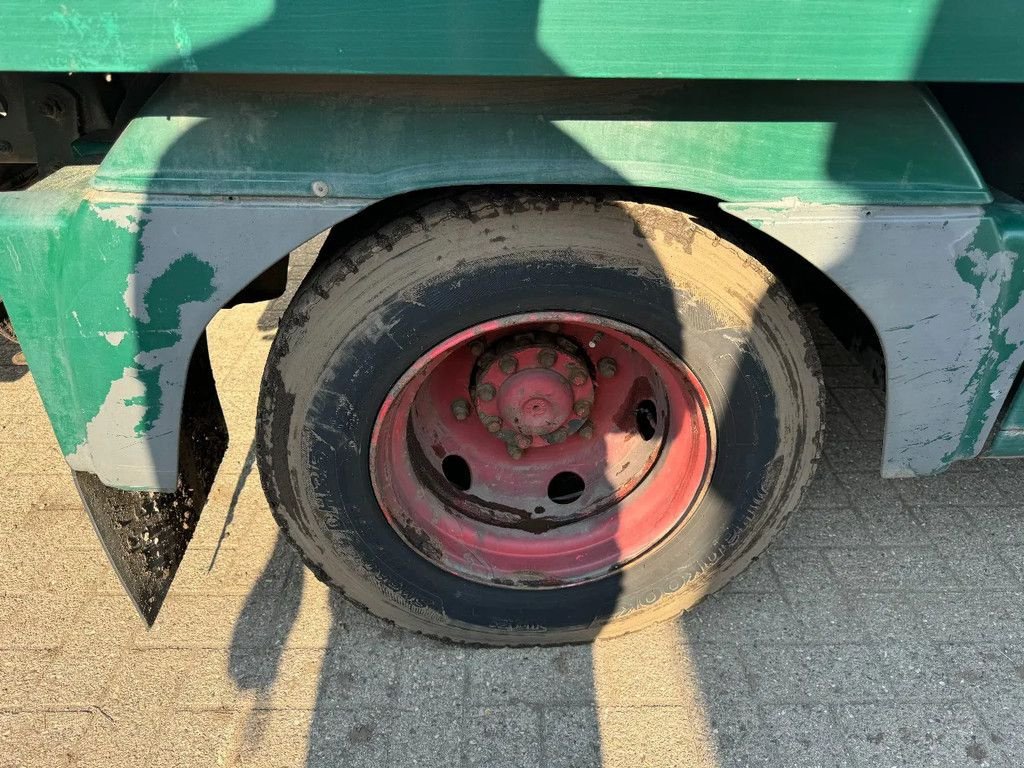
[257, 190, 823, 645]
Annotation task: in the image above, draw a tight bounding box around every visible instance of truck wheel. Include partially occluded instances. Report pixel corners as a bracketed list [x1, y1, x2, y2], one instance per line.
[257, 191, 822, 644]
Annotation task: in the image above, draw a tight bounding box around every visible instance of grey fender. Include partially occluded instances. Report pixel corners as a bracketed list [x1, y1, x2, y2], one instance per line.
[722, 201, 1024, 477]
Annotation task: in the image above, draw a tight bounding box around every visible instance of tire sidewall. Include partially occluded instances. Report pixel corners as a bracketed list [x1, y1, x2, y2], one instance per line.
[259, 193, 821, 643]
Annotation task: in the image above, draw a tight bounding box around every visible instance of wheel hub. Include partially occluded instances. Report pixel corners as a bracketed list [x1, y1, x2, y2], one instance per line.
[370, 312, 715, 588]
[473, 335, 595, 450]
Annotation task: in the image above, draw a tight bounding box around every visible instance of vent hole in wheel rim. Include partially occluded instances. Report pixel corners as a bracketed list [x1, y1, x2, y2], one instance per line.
[547, 472, 585, 504]
[636, 399, 658, 441]
[441, 455, 472, 491]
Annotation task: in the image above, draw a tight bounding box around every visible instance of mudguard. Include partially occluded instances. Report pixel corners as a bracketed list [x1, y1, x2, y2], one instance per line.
[74, 335, 226, 623]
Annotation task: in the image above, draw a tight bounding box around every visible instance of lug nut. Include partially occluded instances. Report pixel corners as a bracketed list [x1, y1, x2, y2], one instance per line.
[470, 339, 486, 356]
[569, 369, 588, 387]
[499, 355, 518, 375]
[579, 421, 595, 439]
[537, 349, 557, 368]
[545, 323, 560, 333]
[477, 383, 496, 402]
[487, 417, 503, 433]
[598, 357, 618, 378]
[515, 434, 532, 449]
[548, 426, 569, 444]
[574, 400, 592, 418]
[507, 443, 523, 459]
[451, 399, 470, 421]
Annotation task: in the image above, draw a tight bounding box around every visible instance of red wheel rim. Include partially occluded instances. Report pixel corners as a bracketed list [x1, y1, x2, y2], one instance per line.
[370, 312, 715, 588]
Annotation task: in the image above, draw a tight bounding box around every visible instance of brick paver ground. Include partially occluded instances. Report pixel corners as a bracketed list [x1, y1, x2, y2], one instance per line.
[1, 238, 1022, 767]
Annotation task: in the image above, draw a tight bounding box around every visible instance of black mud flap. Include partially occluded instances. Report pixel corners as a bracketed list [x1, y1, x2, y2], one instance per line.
[73, 334, 228, 625]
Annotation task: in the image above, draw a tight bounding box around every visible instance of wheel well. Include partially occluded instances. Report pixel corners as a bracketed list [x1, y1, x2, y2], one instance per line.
[309, 184, 886, 387]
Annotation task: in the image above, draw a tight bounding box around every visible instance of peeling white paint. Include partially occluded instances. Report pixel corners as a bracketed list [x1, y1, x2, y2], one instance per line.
[91, 202, 143, 234]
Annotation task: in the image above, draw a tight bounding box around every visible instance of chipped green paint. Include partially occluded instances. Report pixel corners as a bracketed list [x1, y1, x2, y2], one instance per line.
[130, 253, 216, 435]
[988, 394, 1024, 456]
[0, 164, 354, 489]
[3, 1, 1024, 82]
[979, 200, 1024, 457]
[0, 175, 218, 457]
[946, 216, 1024, 464]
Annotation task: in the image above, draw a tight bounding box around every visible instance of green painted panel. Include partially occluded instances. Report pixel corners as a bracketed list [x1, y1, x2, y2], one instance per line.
[0, 169, 215, 458]
[93, 77, 988, 206]
[982, 201, 1024, 458]
[988, 397, 1024, 456]
[2, 1, 1023, 82]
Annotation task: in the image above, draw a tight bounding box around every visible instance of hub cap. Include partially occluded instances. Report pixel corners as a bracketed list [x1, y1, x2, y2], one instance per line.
[370, 312, 715, 588]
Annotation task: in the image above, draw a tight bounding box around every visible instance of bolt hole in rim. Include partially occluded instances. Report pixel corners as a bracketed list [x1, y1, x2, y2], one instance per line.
[635, 399, 658, 441]
[441, 454, 472, 491]
[370, 312, 716, 588]
[548, 471, 586, 505]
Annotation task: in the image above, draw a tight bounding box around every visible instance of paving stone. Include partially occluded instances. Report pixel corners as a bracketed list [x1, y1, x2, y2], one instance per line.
[597, 705, 718, 768]
[851, 495, 930, 548]
[831, 389, 886, 441]
[800, 465, 854, 509]
[0, 710, 94, 768]
[147, 710, 238, 768]
[706, 695, 778, 768]
[543, 706, 602, 768]
[470, 645, 593, 705]
[687, 591, 801, 645]
[960, 507, 1024, 546]
[896, 474, 1007, 507]
[718, 553, 778, 594]
[838, 701, 1001, 768]
[975, 691, 1024, 767]
[394, 637, 468, 707]
[935, 543, 1022, 591]
[233, 709, 314, 768]
[843, 591, 926, 642]
[779, 505, 874, 549]
[785, 597, 869, 644]
[769, 548, 844, 600]
[464, 705, 543, 768]
[823, 439, 885, 475]
[915, 506, 986, 544]
[743, 643, 897, 704]
[879, 642, 963, 701]
[389, 705, 466, 768]
[760, 704, 854, 767]
[822, 547, 961, 592]
[907, 592, 1024, 644]
[304, 707, 394, 768]
[935, 642, 1024, 699]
